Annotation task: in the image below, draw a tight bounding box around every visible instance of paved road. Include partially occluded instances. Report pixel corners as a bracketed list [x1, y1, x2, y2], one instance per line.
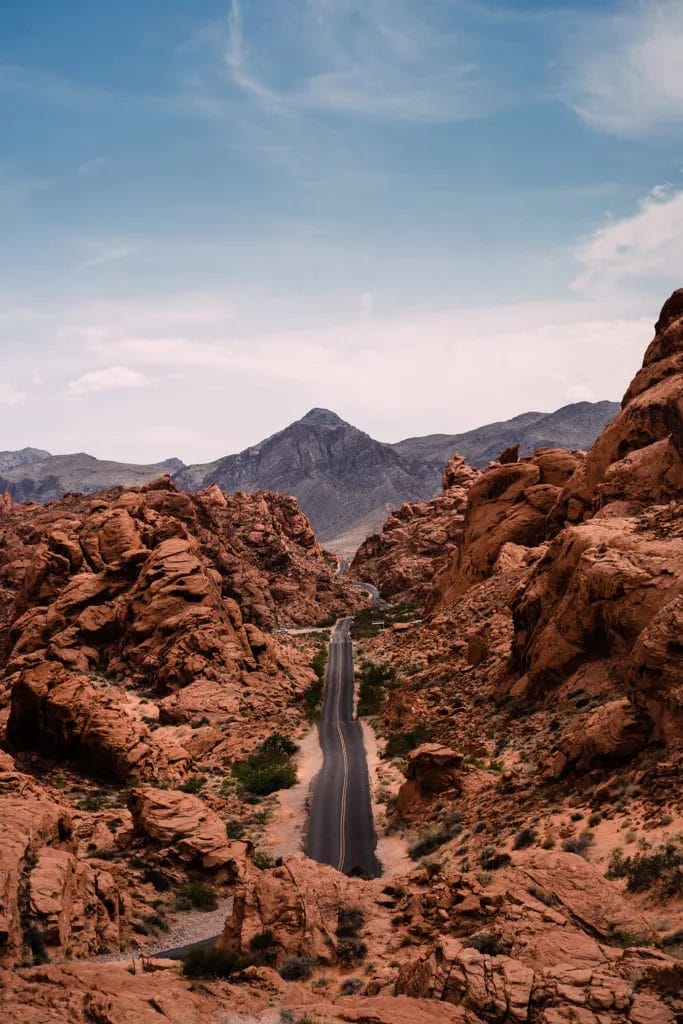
[356, 581, 392, 611]
[306, 618, 381, 877]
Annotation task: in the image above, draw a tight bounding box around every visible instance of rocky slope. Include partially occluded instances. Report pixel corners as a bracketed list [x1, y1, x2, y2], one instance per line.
[0, 475, 362, 967]
[350, 455, 480, 605]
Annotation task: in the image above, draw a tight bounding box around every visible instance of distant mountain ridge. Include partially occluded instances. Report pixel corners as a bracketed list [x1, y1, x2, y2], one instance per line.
[0, 452, 185, 504]
[1, 399, 619, 554]
[175, 400, 619, 554]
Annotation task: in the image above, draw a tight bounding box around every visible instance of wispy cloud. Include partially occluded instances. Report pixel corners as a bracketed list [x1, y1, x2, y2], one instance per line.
[77, 155, 109, 176]
[574, 185, 683, 292]
[68, 365, 148, 395]
[76, 239, 140, 271]
[217, 0, 506, 124]
[564, 0, 683, 135]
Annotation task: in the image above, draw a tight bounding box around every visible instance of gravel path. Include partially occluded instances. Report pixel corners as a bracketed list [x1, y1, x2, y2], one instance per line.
[95, 898, 233, 963]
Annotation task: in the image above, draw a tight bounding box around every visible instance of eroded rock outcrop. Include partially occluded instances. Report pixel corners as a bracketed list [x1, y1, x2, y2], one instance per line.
[434, 449, 581, 604]
[351, 455, 479, 605]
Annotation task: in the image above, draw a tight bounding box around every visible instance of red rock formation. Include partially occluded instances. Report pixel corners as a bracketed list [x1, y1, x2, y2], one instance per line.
[433, 449, 581, 605]
[350, 455, 479, 605]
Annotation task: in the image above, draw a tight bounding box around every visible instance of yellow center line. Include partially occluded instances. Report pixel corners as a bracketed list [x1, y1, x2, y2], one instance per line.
[335, 623, 349, 872]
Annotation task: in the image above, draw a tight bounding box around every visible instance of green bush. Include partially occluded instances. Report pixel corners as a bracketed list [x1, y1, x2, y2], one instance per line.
[302, 677, 324, 719]
[181, 947, 252, 979]
[311, 646, 327, 680]
[252, 849, 275, 870]
[232, 733, 299, 796]
[384, 726, 432, 759]
[606, 841, 682, 899]
[174, 881, 218, 911]
[357, 662, 395, 717]
[180, 775, 206, 794]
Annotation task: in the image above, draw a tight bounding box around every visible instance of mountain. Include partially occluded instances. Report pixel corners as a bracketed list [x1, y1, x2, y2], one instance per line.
[176, 401, 619, 555]
[174, 408, 438, 555]
[0, 401, 618, 554]
[0, 452, 185, 504]
[392, 401, 620, 469]
[0, 447, 50, 472]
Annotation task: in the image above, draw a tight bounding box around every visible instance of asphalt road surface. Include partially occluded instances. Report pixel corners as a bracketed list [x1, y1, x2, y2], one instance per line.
[306, 618, 381, 877]
[356, 581, 392, 610]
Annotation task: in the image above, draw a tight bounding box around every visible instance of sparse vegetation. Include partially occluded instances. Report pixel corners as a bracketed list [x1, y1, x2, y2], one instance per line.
[384, 725, 432, 759]
[180, 775, 206, 794]
[606, 841, 682, 899]
[232, 732, 299, 796]
[174, 880, 218, 911]
[279, 955, 316, 981]
[252, 849, 275, 870]
[562, 830, 595, 858]
[408, 823, 454, 860]
[356, 661, 395, 717]
[513, 827, 537, 850]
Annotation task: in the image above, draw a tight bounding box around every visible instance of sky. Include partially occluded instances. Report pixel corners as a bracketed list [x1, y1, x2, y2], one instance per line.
[1, 0, 683, 464]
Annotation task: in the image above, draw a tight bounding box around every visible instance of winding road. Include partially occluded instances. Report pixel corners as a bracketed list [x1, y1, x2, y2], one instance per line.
[306, 617, 380, 877]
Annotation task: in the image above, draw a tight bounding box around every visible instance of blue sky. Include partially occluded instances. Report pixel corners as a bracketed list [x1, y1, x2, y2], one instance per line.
[1, 0, 683, 462]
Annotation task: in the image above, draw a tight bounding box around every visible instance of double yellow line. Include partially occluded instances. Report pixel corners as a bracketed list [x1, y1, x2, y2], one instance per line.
[332, 626, 349, 872]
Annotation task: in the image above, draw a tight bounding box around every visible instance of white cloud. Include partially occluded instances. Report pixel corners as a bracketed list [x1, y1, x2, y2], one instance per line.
[574, 185, 683, 292]
[566, 1, 683, 135]
[68, 365, 148, 395]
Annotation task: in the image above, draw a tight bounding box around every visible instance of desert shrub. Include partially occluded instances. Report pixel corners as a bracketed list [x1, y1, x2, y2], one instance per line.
[279, 955, 316, 981]
[408, 824, 454, 860]
[356, 662, 395, 717]
[513, 827, 537, 850]
[181, 947, 252, 979]
[311, 646, 327, 680]
[302, 677, 323, 719]
[226, 819, 245, 839]
[78, 793, 106, 812]
[336, 906, 364, 938]
[249, 929, 276, 952]
[339, 977, 363, 995]
[541, 835, 555, 850]
[606, 841, 682, 899]
[174, 881, 218, 911]
[141, 912, 170, 934]
[588, 812, 602, 827]
[232, 733, 299, 796]
[464, 932, 510, 956]
[609, 929, 655, 948]
[180, 775, 206, 794]
[479, 848, 511, 871]
[562, 830, 594, 857]
[252, 849, 275, 870]
[142, 866, 172, 891]
[384, 726, 432, 759]
[337, 936, 368, 967]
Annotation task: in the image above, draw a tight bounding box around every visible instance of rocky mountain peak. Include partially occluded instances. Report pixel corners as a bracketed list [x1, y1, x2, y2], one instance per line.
[297, 407, 346, 429]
